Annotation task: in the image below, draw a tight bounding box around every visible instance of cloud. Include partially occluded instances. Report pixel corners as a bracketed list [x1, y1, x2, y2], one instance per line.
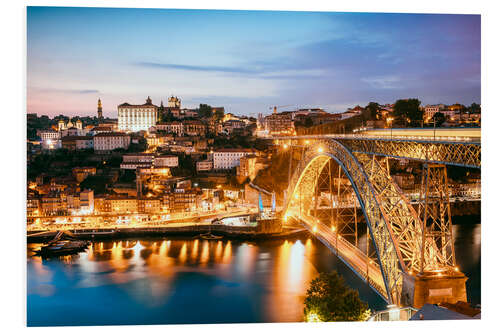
[135, 62, 258, 74]
[30, 87, 100, 94]
[361, 76, 402, 89]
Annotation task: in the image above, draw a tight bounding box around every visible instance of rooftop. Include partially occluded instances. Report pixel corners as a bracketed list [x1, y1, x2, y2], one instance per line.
[94, 132, 129, 137]
[215, 148, 254, 153]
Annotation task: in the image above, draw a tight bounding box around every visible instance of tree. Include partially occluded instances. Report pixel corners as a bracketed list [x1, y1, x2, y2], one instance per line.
[432, 112, 446, 127]
[214, 107, 224, 120]
[468, 103, 481, 113]
[198, 104, 213, 118]
[364, 102, 380, 120]
[393, 98, 422, 126]
[304, 117, 314, 128]
[303, 271, 370, 322]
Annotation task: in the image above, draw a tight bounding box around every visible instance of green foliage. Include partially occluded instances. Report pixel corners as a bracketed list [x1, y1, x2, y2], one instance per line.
[118, 170, 136, 183]
[173, 154, 196, 177]
[214, 107, 224, 120]
[393, 98, 422, 126]
[304, 271, 370, 322]
[432, 112, 446, 127]
[127, 137, 148, 153]
[304, 117, 314, 128]
[79, 175, 109, 194]
[364, 102, 380, 120]
[198, 104, 213, 118]
[468, 102, 481, 113]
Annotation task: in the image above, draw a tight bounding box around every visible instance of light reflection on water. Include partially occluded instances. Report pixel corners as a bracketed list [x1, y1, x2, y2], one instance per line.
[27, 224, 480, 326]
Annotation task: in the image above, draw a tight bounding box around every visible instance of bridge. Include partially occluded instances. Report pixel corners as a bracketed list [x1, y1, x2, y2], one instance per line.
[271, 129, 480, 308]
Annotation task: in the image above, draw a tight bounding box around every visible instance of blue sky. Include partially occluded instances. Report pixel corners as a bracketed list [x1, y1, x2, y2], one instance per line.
[27, 7, 480, 117]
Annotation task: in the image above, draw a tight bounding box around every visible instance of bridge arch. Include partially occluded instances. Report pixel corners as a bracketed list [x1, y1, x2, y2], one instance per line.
[283, 140, 417, 304]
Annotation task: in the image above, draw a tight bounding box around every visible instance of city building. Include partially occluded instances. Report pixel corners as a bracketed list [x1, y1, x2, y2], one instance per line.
[137, 198, 162, 213]
[109, 197, 138, 214]
[223, 119, 245, 134]
[156, 121, 184, 136]
[236, 155, 259, 180]
[90, 125, 114, 135]
[164, 188, 201, 212]
[154, 155, 179, 168]
[78, 189, 94, 214]
[93, 132, 130, 152]
[213, 148, 255, 170]
[39, 129, 60, 141]
[120, 153, 155, 170]
[196, 160, 213, 172]
[40, 195, 67, 216]
[264, 112, 294, 135]
[72, 167, 97, 183]
[146, 132, 174, 146]
[61, 136, 94, 150]
[184, 120, 207, 136]
[167, 95, 181, 108]
[118, 96, 158, 132]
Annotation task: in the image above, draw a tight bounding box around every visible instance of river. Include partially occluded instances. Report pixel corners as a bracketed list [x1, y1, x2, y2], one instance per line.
[27, 223, 480, 326]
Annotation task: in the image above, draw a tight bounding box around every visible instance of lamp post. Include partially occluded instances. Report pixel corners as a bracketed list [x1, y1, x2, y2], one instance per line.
[387, 117, 394, 139]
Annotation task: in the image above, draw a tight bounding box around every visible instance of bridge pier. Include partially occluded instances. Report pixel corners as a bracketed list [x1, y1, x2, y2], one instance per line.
[407, 271, 468, 308]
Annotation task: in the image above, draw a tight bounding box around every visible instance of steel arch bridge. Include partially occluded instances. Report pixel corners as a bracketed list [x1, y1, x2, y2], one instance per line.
[282, 139, 465, 306]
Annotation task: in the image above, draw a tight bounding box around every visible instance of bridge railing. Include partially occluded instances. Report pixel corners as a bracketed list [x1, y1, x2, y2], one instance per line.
[297, 214, 388, 299]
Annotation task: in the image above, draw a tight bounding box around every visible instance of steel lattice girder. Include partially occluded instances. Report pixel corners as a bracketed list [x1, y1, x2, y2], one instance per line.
[283, 140, 404, 304]
[418, 164, 456, 271]
[336, 138, 480, 168]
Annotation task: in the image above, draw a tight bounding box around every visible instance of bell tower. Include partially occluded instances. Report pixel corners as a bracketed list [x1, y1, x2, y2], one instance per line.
[97, 98, 103, 119]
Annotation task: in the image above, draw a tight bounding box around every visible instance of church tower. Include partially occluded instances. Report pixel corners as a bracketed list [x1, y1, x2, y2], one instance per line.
[97, 98, 103, 119]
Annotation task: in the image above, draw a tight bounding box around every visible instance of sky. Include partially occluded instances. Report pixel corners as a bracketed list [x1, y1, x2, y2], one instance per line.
[27, 7, 481, 118]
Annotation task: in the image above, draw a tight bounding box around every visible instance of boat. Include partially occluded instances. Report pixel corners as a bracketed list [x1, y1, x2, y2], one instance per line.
[35, 239, 90, 257]
[199, 232, 223, 240]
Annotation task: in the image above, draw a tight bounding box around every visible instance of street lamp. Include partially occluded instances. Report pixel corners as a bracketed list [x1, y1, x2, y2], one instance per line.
[387, 117, 394, 139]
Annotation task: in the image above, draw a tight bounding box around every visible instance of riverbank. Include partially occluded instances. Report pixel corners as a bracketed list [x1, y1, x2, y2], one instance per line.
[27, 224, 308, 243]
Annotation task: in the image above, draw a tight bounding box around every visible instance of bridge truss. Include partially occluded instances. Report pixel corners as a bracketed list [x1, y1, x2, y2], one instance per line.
[282, 139, 462, 305]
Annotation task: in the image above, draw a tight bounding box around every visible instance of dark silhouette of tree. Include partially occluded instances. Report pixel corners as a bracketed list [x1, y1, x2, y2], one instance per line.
[432, 112, 446, 127]
[304, 117, 314, 127]
[393, 98, 422, 126]
[364, 102, 380, 120]
[198, 104, 213, 118]
[468, 103, 481, 113]
[303, 271, 370, 322]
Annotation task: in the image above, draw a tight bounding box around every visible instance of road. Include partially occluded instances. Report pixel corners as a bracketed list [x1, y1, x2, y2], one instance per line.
[289, 210, 388, 299]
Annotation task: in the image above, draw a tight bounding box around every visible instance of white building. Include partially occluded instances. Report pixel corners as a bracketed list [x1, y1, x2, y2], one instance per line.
[39, 129, 60, 141]
[93, 132, 130, 152]
[39, 130, 61, 149]
[213, 148, 254, 170]
[79, 190, 94, 214]
[120, 153, 155, 170]
[154, 155, 179, 168]
[196, 160, 213, 172]
[424, 105, 443, 120]
[120, 153, 179, 170]
[118, 97, 158, 132]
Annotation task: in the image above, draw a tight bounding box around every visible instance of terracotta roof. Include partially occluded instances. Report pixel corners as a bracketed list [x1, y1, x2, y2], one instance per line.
[94, 132, 129, 137]
[123, 153, 155, 156]
[118, 102, 157, 108]
[215, 148, 254, 153]
[61, 136, 92, 141]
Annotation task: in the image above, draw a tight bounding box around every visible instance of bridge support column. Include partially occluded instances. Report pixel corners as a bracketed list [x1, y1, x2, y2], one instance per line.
[412, 272, 468, 308]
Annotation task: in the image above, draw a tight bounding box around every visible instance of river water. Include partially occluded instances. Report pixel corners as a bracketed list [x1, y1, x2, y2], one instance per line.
[27, 224, 480, 326]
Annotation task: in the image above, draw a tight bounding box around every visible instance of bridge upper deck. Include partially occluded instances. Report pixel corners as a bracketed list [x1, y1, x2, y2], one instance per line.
[270, 132, 480, 168]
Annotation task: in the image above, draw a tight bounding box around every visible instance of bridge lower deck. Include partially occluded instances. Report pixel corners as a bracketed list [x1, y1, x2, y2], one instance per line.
[291, 212, 388, 301]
